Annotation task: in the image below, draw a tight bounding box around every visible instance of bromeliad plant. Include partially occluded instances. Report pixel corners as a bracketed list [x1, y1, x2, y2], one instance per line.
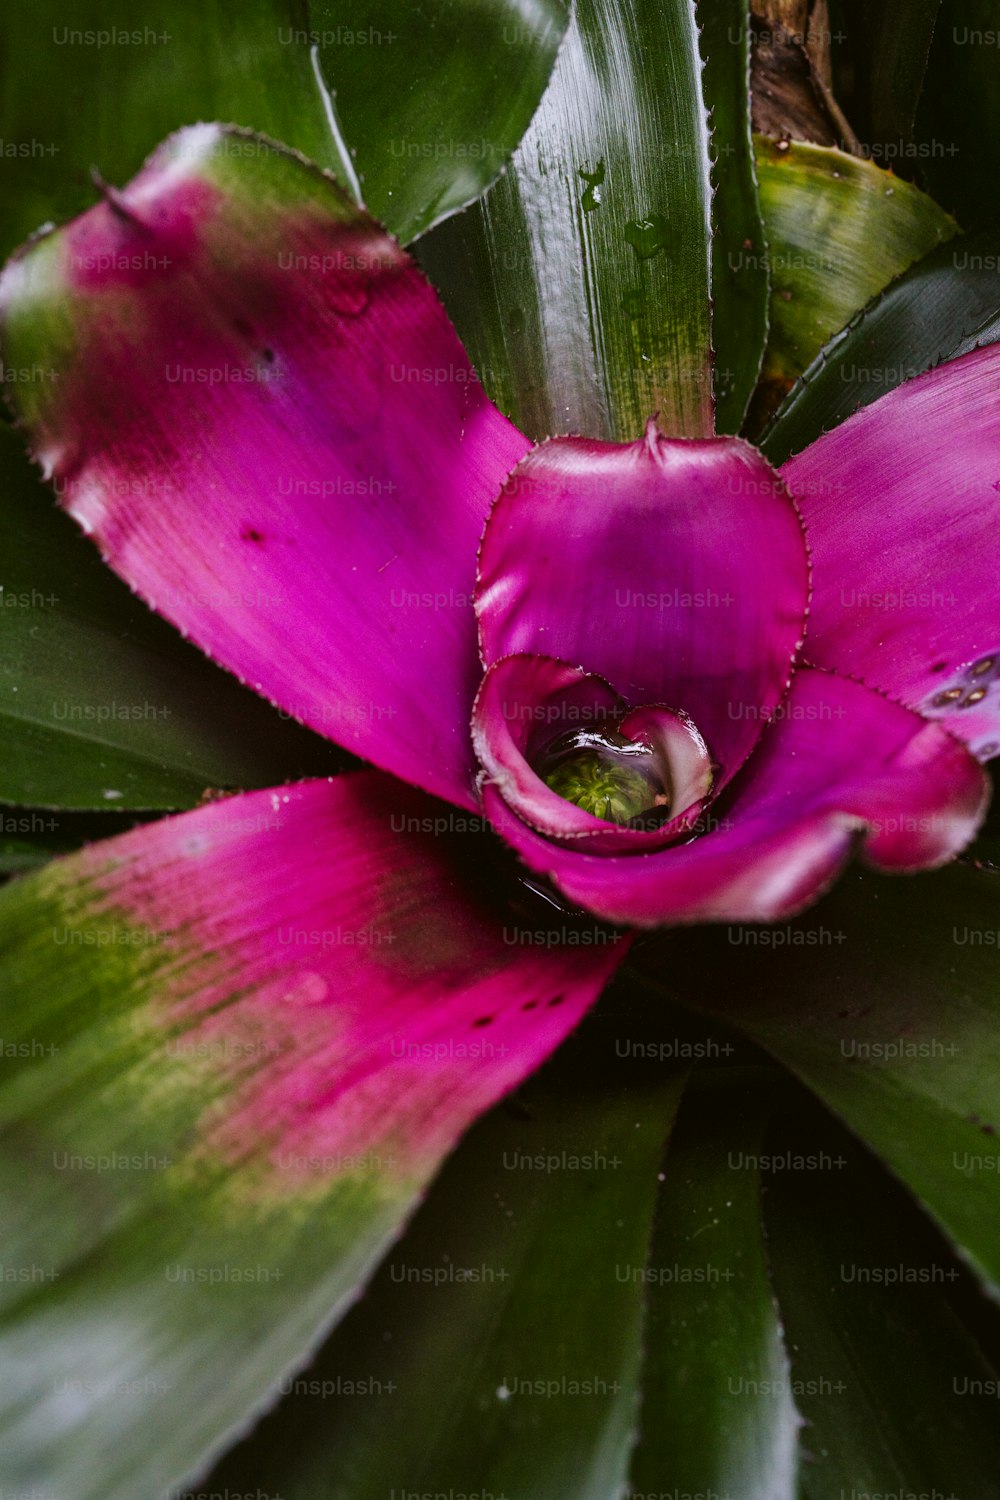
[2, 3, 1000, 1498]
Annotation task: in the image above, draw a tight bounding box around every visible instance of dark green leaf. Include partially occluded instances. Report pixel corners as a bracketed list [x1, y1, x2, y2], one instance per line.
[698, 0, 771, 432]
[0, 806, 149, 874]
[0, 0, 343, 256]
[642, 864, 1000, 1299]
[630, 1067, 801, 1499]
[319, 0, 570, 243]
[416, 0, 716, 442]
[761, 226, 1000, 464]
[0, 424, 344, 809]
[0, 0, 566, 256]
[952, 308, 1000, 357]
[204, 998, 689, 1500]
[765, 1094, 1000, 1499]
[838, 0, 941, 165]
[916, 0, 1000, 227]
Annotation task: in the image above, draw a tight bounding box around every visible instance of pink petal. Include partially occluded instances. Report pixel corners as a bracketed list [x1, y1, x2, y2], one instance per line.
[782, 344, 1000, 759]
[57, 773, 625, 1176]
[618, 703, 716, 825]
[471, 654, 713, 851]
[476, 422, 809, 789]
[0, 126, 531, 809]
[482, 669, 988, 927]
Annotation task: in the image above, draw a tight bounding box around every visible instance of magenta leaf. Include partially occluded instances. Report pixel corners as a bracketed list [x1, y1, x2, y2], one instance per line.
[0, 772, 622, 1500]
[480, 669, 988, 927]
[782, 344, 1000, 759]
[0, 125, 530, 811]
[476, 422, 810, 793]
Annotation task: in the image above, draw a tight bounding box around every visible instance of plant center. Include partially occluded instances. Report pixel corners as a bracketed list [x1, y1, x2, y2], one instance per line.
[535, 727, 670, 826]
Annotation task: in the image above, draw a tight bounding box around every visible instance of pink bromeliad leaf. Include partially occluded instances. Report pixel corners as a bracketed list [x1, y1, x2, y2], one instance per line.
[782, 343, 1000, 759]
[481, 669, 988, 927]
[471, 653, 715, 851]
[3, 122, 988, 939]
[0, 774, 623, 1500]
[475, 424, 810, 792]
[0, 124, 529, 811]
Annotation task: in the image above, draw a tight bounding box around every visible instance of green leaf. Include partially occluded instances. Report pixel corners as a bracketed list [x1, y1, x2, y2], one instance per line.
[0, 855, 416, 1500]
[0, 807, 148, 874]
[952, 307, 1000, 358]
[749, 137, 956, 429]
[698, 0, 770, 433]
[318, 0, 570, 243]
[200, 998, 690, 1500]
[0, 779, 622, 1500]
[629, 1067, 801, 1499]
[0, 0, 566, 257]
[0, 424, 344, 809]
[916, 0, 1000, 228]
[765, 1093, 1000, 1499]
[415, 0, 716, 442]
[837, 0, 942, 162]
[642, 864, 1000, 1299]
[761, 226, 1000, 464]
[0, 0, 341, 256]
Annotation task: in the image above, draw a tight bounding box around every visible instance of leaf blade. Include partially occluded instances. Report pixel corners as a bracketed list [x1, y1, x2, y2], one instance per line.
[199, 998, 690, 1500]
[0, 426, 344, 810]
[761, 226, 1000, 464]
[749, 137, 956, 430]
[630, 1067, 801, 1500]
[319, 0, 570, 242]
[642, 864, 1000, 1300]
[699, 0, 770, 432]
[416, 0, 716, 442]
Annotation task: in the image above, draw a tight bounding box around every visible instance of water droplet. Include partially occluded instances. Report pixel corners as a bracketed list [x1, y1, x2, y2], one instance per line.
[283, 972, 328, 1006]
[578, 159, 605, 213]
[624, 213, 668, 260]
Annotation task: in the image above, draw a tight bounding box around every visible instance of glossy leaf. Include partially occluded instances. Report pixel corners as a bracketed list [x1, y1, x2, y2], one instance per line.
[779, 344, 1000, 761]
[205, 996, 689, 1500]
[644, 864, 1000, 1299]
[0, 0, 343, 256]
[952, 307, 1000, 359]
[765, 1095, 1000, 1499]
[762, 226, 1000, 464]
[0, 0, 565, 256]
[0, 124, 535, 813]
[749, 137, 956, 428]
[0, 774, 621, 1500]
[319, 0, 570, 242]
[415, 0, 715, 442]
[629, 1068, 800, 1500]
[698, 0, 770, 432]
[0, 424, 344, 809]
